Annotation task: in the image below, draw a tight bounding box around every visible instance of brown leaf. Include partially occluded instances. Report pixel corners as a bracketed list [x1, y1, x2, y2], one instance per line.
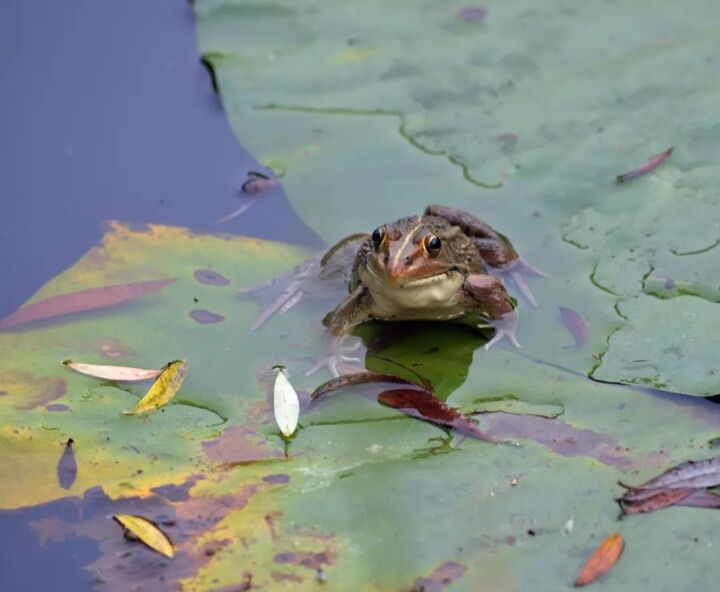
[378, 388, 498, 442]
[575, 532, 624, 587]
[310, 371, 429, 404]
[619, 487, 692, 514]
[56, 438, 77, 490]
[625, 455, 720, 492]
[676, 489, 720, 509]
[0, 278, 177, 331]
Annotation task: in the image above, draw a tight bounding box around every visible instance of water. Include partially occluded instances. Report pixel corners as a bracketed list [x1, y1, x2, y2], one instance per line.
[0, 0, 320, 589]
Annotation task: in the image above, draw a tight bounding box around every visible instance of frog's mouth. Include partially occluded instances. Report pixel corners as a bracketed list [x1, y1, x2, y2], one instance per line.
[364, 262, 464, 289]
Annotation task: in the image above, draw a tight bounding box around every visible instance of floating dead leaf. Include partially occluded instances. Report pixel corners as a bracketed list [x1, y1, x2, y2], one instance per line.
[619, 487, 692, 514]
[124, 360, 189, 415]
[0, 278, 177, 331]
[56, 438, 77, 490]
[675, 489, 720, 509]
[113, 514, 175, 558]
[273, 368, 300, 438]
[62, 360, 163, 382]
[558, 306, 588, 348]
[378, 389, 498, 443]
[574, 532, 624, 587]
[616, 147, 673, 183]
[625, 455, 720, 491]
[311, 371, 430, 405]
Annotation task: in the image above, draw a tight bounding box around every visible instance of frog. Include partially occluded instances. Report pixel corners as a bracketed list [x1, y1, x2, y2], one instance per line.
[240, 204, 544, 377]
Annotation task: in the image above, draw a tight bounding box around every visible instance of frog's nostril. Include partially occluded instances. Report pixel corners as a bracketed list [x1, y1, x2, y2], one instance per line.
[404, 256, 413, 265]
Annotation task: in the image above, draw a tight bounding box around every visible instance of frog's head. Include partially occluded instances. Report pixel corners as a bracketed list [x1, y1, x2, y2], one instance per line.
[364, 216, 467, 288]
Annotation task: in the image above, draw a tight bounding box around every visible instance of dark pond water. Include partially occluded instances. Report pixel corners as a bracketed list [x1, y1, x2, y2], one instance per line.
[0, 0, 319, 589]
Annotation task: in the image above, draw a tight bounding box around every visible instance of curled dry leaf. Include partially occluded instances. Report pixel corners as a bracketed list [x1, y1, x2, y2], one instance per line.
[56, 438, 77, 490]
[575, 532, 624, 587]
[628, 455, 720, 491]
[0, 278, 176, 331]
[273, 368, 300, 438]
[311, 371, 429, 404]
[619, 487, 692, 514]
[113, 514, 175, 559]
[124, 360, 189, 415]
[62, 360, 163, 382]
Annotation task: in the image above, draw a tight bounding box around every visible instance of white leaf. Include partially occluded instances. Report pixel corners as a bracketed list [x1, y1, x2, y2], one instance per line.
[273, 369, 299, 438]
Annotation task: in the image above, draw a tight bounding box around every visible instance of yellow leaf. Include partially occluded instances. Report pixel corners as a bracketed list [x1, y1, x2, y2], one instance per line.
[124, 359, 188, 414]
[63, 360, 162, 382]
[113, 514, 175, 558]
[575, 532, 624, 587]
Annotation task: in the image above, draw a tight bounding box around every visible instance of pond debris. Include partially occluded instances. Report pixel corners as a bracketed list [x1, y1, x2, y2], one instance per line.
[408, 560, 467, 591]
[62, 360, 163, 382]
[241, 170, 280, 195]
[562, 516, 574, 536]
[558, 306, 589, 348]
[618, 454, 720, 514]
[214, 201, 252, 224]
[0, 278, 177, 331]
[574, 532, 624, 587]
[124, 360, 189, 415]
[378, 388, 499, 442]
[273, 367, 300, 438]
[113, 514, 175, 559]
[56, 438, 77, 490]
[616, 147, 673, 183]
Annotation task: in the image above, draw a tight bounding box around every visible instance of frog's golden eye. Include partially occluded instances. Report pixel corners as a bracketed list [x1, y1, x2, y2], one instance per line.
[423, 234, 442, 257]
[371, 226, 386, 249]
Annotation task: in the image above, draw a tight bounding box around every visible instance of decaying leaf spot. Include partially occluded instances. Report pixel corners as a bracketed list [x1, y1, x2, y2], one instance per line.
[262, 474, 290, 484]
[455, 5, 487, 22]
[408, 560, 467, 592]
[46, 404, 69, 412]
[273, 549, 335, 570]
[124, 360, 189, 415]
[575, 532, 624, 587]
[2, 372, 68, 410]
[193, 269, 231, 286]
[56, 438, 77, 490]
[113, 514, 176, 558]
[62, 360, 163, 382]
[0, 278, 177, 331]
[188, 309, 226, 324]
[203, 423, 283, 464]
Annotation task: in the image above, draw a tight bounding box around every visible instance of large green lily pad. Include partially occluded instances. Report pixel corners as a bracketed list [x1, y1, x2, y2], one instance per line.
[196, 0, 720, 395]
[1, 218, 720, 591]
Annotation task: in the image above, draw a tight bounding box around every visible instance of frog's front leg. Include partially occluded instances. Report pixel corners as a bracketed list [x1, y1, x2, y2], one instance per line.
[425, 204, 545, 308]
[463, 274, 521, 349]
[306, 285, 373, 377]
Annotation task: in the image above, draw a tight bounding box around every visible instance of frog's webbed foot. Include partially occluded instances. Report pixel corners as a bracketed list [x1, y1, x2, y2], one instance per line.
[305, 341, 363, 377]
[237, 256, 321, 330]
[480, 309, 521, 350]
[492, 258, 546, 309]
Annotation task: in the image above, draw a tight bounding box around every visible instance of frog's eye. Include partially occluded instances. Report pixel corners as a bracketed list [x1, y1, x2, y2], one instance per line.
[423, 234, 442, 257]
[371, 226, 386, 248]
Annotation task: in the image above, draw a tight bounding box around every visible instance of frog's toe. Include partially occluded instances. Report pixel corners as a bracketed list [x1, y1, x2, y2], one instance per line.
[305, 344, 364, 377]
[482, 310, 521, 350]
[507, 269, 539, 309]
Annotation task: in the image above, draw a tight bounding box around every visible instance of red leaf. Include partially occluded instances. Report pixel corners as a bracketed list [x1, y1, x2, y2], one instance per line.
[616, 147, 673, 183]
[575, 532, 624, 587]
[378, 388, 498, 442]
[0, 278, 177, 330]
